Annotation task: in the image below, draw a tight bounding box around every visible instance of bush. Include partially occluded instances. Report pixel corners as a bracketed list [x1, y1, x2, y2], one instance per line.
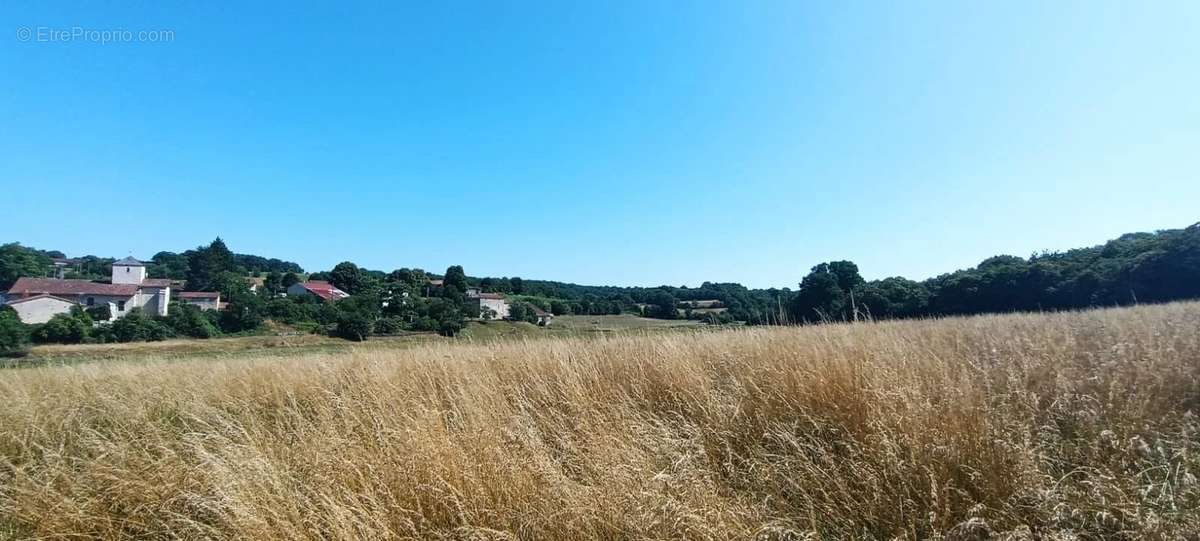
[437, 318, 463, 337]
[507, 301, 539, 324]
[32, 312, 89, 344]
[110, 308, 174, 342]
[219, 297, 265, 334]
[265, 297, 318, 324]
[85, 304, 112, 322]
[164, 303, 219, 339]
[333, 313, 373, 341]
[0, 307, 30, 356]
[410, 316, 438, 332]
[373, 317, 404, 335]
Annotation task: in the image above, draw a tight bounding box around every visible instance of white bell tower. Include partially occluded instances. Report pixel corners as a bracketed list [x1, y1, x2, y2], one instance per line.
[111, 256, 147, 285]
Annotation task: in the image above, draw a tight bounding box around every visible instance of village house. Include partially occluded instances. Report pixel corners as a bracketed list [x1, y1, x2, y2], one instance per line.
[529, 304, 554, 326]
[4, 294, 79, 324]
[469, 291, 510, 319]
[3, 257, 171, 323]
[177, 291, 221, 311]
[286, 280, 349, 301]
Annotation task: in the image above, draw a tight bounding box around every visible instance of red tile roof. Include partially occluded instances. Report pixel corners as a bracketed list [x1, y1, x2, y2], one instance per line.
[6, 293, 78, 306]
[7, 277, 138, 297]
[140, 278, 173, 288]
[477, 293, 506, 300]
[299, 281, 349, 301]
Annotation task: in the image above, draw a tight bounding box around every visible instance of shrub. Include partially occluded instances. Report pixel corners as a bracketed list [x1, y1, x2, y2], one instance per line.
[164, 303, 219, 339]
[32, 312, 89, 344]
[333, 313, 372, 341]
[85, 304, 112, 322]
[410, 316, 438, 332]
[0, 307, 30, 356]
[437, 318, 463, 337]
[110, 309, 174, 342]
[372, 317, 404, 335]
[219, 297, 264, 334]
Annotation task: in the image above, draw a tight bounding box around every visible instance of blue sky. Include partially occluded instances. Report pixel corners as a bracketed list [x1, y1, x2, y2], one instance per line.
[3, 1, 1197, 288]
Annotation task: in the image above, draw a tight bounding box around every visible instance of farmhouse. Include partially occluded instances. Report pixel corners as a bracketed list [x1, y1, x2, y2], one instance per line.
[287, 280, 349, 301]
[467, 290, 510, 319]
[529, 304, 554, 326]
[3, 257, 171, 322]
[177, 291, 221, 311]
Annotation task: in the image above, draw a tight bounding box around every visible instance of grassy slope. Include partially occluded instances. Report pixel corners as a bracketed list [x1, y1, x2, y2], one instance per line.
[2, 303, 1199, 539]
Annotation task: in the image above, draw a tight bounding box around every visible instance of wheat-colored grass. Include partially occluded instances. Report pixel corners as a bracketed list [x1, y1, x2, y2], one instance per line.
[2, 303, 1198, 540]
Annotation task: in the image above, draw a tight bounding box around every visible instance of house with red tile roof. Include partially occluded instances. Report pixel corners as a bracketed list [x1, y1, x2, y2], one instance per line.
[286, 280, 349, 301]
[3, 257, 171, 322]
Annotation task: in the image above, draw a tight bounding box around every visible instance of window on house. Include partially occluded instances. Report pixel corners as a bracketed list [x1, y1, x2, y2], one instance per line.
[86, 297, 94, 306]
[117, 301, 126, 311]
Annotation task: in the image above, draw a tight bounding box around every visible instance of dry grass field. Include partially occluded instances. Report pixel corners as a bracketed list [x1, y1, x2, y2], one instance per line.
[1, 303, 1198, 540]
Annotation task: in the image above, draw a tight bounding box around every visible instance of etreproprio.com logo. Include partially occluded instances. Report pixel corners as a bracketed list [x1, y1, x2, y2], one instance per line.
[16, 26, 174, 43]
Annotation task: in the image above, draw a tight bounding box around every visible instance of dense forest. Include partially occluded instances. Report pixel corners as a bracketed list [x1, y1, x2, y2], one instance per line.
[458, 222, 1200, 324]
[2, 223, 1198, 353]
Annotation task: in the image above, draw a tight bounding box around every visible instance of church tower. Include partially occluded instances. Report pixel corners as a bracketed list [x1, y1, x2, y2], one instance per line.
[111, 256, 147, 285]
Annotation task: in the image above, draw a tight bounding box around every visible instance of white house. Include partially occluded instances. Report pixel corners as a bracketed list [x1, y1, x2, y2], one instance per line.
[467, 290, 510, 319]
[529, 304, 554, 326]
[3, 256, 170, 322]
[5, 294, 78, 324]
[177, 291, 221, 311]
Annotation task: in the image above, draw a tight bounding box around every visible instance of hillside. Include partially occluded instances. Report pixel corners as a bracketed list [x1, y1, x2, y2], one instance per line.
[2, 302, 1197, 539]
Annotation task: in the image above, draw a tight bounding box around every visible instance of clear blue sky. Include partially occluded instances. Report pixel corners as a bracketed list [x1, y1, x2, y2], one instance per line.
[3, 2, 1197, 288]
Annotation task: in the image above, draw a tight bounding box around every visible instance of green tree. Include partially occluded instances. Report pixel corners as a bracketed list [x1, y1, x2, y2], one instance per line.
[0, 243, 51, 289]
[648, 290, 679, 319]
[330, 261, 365, 294]
[186, 237, 237, 291]
[790, 262, 857, 322]
[219, 295, 265, 333]
[0, 306, 30, 356]
[282, 272, 302, 289]
[334, 312, 373, 341]
[443, 265, 468, 295]
[164, 303, 220, 339]
[264, 271, 284, 295]
[148, 251, 189, 279]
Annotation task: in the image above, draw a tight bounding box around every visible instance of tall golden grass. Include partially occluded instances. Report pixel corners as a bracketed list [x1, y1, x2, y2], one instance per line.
[2, 303, 1198, 540]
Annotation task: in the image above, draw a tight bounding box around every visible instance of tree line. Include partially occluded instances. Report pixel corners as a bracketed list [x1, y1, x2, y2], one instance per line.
[3, 223, 1198, 355]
